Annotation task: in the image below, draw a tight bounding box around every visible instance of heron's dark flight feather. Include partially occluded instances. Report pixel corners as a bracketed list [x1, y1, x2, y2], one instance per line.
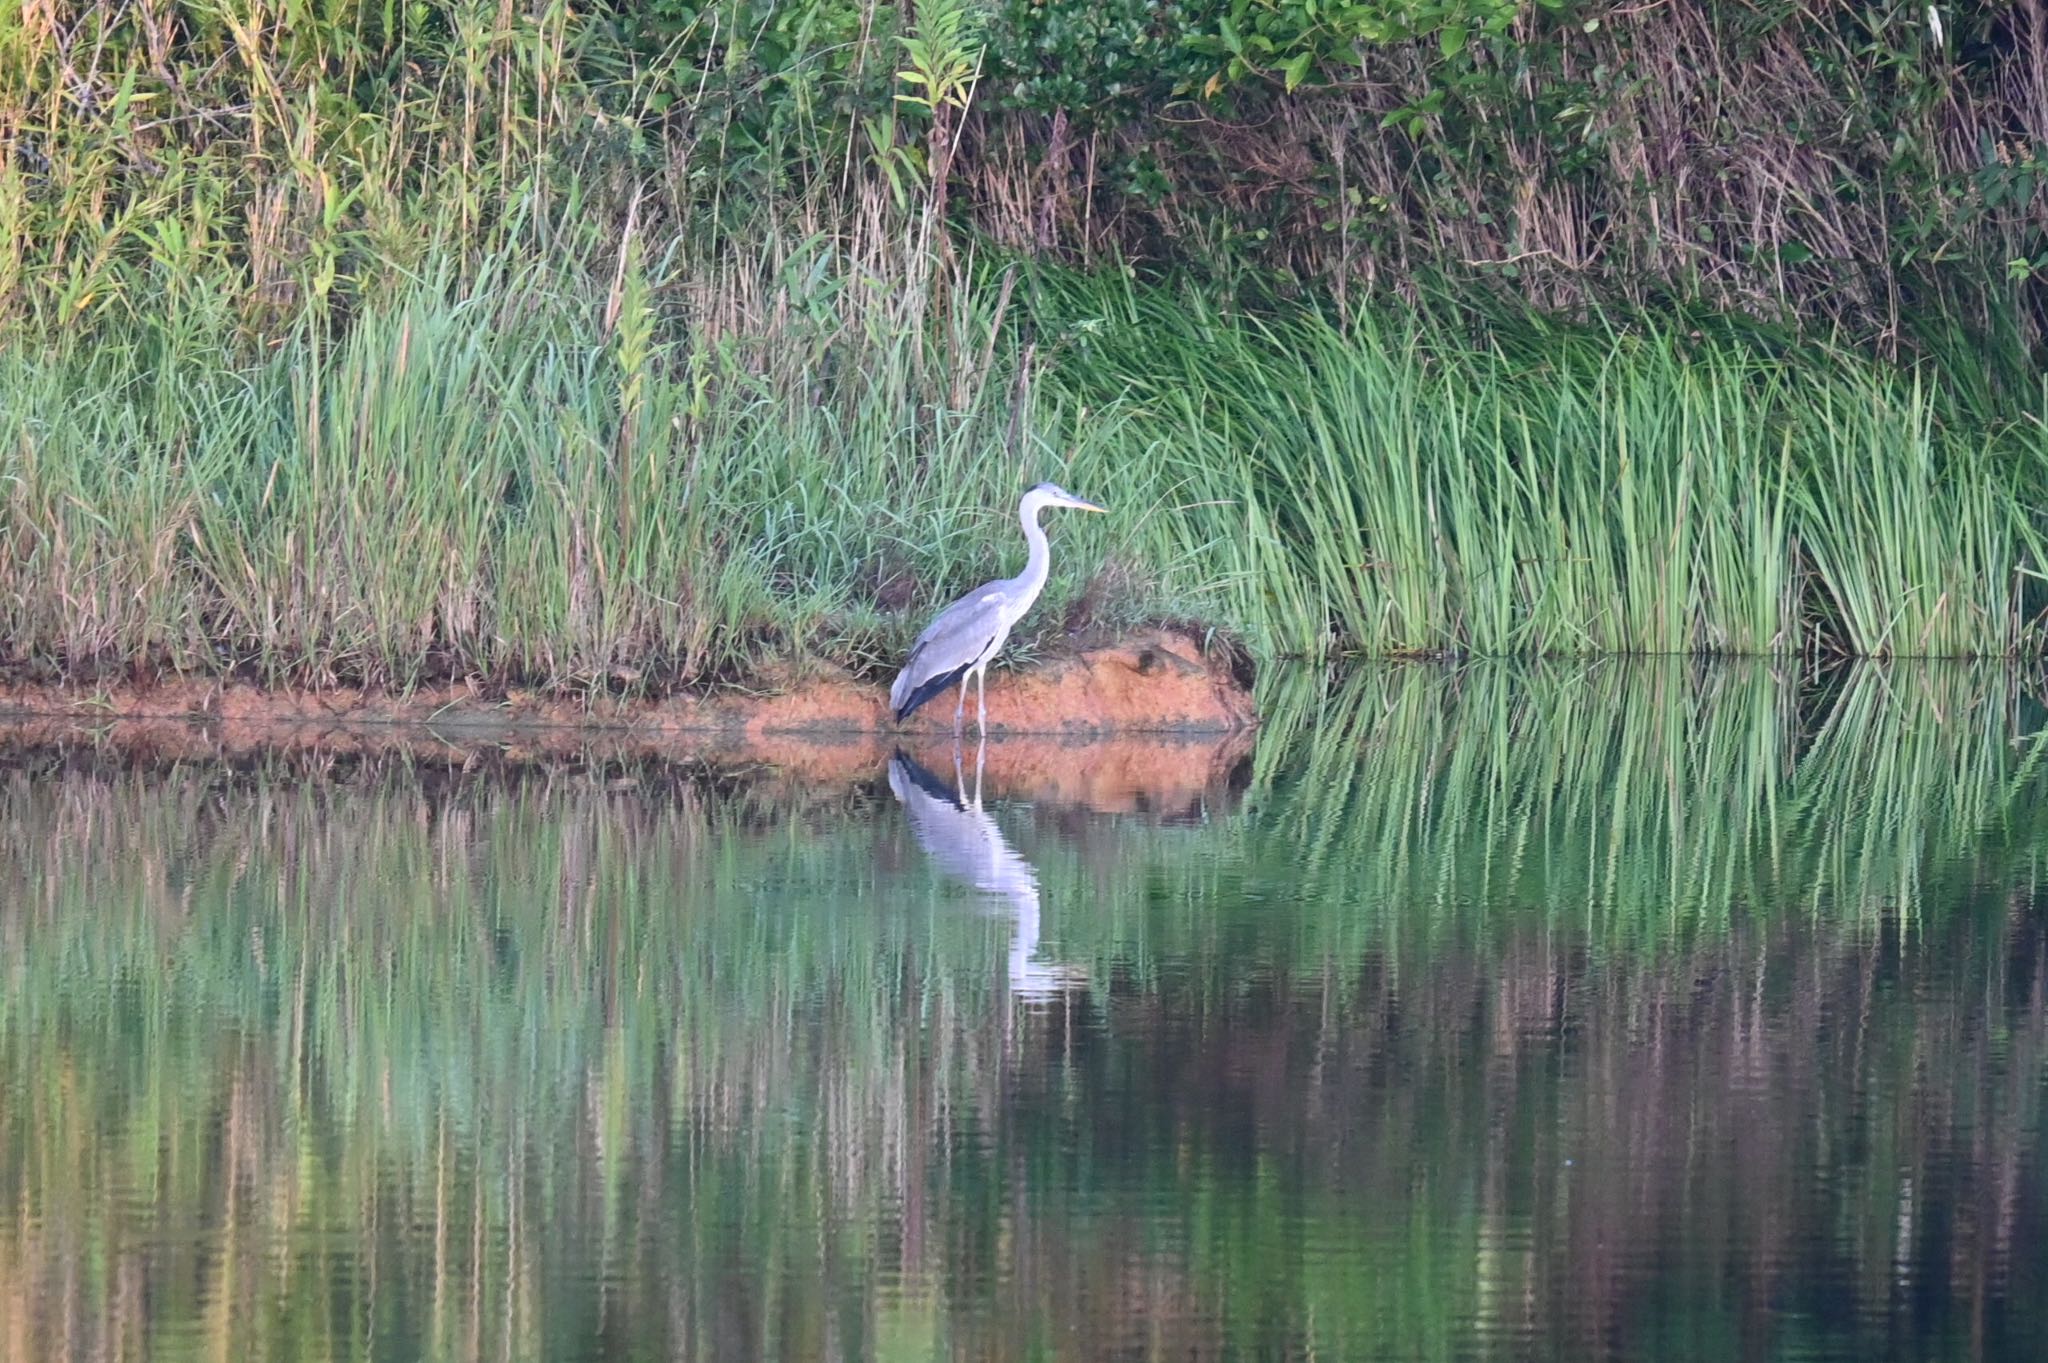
[893, 660, 973, 722]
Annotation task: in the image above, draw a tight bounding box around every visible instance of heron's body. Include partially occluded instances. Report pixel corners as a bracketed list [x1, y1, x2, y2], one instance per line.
[889, 483, 1106, 734]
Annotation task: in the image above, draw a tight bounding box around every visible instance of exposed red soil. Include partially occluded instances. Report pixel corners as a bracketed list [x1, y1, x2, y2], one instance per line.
[0, 713, 1254, 816]
[0, 629, 1253, 738]
[0, 630, 1257, 814]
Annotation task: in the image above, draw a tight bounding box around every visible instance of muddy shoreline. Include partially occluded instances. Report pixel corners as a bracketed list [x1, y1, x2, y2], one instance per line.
[0, 629, 1252, 739]
[0, 630, 1257, 815]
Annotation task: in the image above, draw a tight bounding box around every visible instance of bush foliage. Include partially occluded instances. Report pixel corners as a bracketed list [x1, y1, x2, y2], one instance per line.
[4, 1, 2044, 345]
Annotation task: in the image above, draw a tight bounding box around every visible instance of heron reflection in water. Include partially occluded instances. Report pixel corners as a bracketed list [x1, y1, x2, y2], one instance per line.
[887, 742, 1084, 1000]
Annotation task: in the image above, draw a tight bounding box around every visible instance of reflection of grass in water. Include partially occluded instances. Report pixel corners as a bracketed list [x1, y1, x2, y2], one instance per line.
[0, 666, 2044, 1361]
[0, 763, 1046, 1360]
[1227, 660, 2048, 944]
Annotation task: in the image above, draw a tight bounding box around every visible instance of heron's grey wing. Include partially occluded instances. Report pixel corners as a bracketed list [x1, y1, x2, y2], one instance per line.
[890, 583, 1008, 714]
[910, 580, 1007, 652]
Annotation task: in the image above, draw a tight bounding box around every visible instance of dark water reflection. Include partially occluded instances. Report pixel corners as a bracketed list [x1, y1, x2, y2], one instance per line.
[1, 662, 2045, 1362]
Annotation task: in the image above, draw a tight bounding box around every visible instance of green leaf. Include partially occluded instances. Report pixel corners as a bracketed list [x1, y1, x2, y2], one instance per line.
[1282, 52, 1313, 93]
[1439, 23, 1468, 59]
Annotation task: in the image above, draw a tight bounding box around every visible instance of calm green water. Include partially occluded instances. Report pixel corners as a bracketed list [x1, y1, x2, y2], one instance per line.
[2, 663, 2045, 1363]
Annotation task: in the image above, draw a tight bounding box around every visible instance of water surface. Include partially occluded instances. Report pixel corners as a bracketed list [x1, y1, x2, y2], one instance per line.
[2, 663, 2044, 1362]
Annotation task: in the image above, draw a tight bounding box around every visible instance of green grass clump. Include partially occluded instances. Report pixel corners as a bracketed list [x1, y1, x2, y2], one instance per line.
[0, 252, 1238, 691]
[6, 255, 2048, 689]
[1037, 275, 2048, 663]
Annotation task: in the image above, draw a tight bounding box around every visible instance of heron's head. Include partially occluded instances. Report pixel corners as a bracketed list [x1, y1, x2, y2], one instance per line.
[1026, 482, 1108, 514]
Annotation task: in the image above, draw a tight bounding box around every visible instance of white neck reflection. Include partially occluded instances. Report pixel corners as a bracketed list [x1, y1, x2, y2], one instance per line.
[888, 737, 1084, 1001]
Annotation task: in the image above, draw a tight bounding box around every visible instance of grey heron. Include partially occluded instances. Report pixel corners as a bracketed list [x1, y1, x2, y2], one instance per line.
[889, 482, 1107, 734]
[887, 743, 1084, 999]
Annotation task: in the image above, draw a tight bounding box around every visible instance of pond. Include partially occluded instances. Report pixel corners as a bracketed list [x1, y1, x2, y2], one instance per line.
[1, 662, 2043, 1362]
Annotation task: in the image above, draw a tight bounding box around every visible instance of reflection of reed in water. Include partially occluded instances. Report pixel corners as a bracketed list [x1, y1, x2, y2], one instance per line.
[1242, 659, 2048, 948]
[0, 664, 2044, 1363]
[887, 740, 1085, 1000]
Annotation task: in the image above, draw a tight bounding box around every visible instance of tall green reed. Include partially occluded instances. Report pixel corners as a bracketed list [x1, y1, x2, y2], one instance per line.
[9, 257, 2048, 686]
[1038, 274, 2047, 662]
[0, 248, 1241, 690]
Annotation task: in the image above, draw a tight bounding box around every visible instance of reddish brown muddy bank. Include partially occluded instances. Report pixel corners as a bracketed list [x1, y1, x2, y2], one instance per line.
[0, 630, 1251, 737]
[0, 630, 1256, 811]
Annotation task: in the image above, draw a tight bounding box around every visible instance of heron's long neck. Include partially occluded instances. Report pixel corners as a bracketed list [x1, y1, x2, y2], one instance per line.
[1011, 500, 1051, 608]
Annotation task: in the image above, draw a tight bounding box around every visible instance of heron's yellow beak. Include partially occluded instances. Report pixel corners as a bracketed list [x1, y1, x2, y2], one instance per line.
[1069, 497, 1108, 514]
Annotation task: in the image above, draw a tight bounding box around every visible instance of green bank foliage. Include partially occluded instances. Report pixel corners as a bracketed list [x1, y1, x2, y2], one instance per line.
[639, 0, 2048, 342]
[8, 0, 2036, 334]
[2, 663, 2045, 1358]
[3, 2, 2048, 684]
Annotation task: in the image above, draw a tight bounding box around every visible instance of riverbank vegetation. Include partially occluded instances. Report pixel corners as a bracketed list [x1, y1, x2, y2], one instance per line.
[4, 2, 2047, 689]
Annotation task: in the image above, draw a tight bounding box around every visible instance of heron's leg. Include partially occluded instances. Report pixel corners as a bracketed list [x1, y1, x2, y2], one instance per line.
[953, 675, 967, 735]
[975, 666, 989, 736]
